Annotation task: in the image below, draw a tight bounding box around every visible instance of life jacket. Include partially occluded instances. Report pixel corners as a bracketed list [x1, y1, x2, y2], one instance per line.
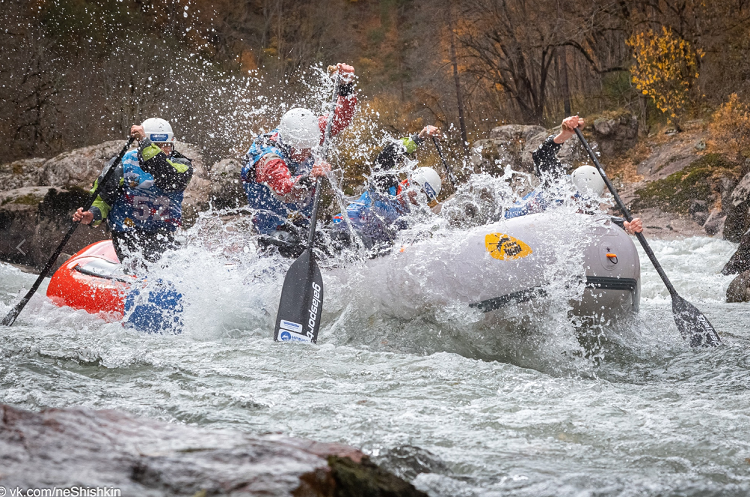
[107, 150, 185, 232]
[241, 130, 315, 235]
[504, 183, 583, 219]
[333, 189, 406, 229]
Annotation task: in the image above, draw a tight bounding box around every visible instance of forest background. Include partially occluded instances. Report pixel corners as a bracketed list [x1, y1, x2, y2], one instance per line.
[3, 0, 750, 187]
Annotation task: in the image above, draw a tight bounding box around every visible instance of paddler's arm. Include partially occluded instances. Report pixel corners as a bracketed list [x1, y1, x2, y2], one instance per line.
[318, 63, 357, 138]
[256, 154, 330, 203]
[532, 115, 585, 182]
[139, 138, 193, 192]
[612, 216, 643, 235]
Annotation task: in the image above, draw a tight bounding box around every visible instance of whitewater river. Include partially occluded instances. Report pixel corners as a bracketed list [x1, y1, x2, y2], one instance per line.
[1, 233, 749, 496]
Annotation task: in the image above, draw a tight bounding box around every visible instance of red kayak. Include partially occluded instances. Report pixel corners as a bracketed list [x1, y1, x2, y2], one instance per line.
[47, 240, 131, 320]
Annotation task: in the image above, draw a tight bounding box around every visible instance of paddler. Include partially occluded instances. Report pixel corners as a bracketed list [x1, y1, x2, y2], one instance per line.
[72, 118, 194, 264]
[506, 115, 643, 235]
[240, 63, 357, 244]
[330, 125, 444, 251]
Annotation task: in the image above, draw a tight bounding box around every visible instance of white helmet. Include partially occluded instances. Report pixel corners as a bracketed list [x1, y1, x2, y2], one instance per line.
[279, 108, 321, 149]
[411, 167, 442, 200]
[572, 166, 606, 196]
[141, 118, 175, 144]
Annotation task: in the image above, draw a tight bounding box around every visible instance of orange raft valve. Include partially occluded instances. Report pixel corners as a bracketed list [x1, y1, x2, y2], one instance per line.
[606, 253, 618, 264]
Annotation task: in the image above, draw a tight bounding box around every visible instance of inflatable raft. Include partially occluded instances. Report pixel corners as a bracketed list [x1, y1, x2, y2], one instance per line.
[48, 211, 640, 330]
[47, 240, 183, 332]
[47, 240, 129, 320]
[329, 212, 641, 321]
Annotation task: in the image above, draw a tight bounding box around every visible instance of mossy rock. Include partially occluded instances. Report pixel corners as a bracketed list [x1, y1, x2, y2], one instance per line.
[326, 456, 428, 497]
[632, 153, 741, 214]
[2, 193, 44, 206]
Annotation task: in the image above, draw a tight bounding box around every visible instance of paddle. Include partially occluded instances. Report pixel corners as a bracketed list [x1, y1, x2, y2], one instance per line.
[573, 127, 720, 347]
[431, 136, 458, 188]
[2, 137, 136, 326]
[273, 74, 342, 343]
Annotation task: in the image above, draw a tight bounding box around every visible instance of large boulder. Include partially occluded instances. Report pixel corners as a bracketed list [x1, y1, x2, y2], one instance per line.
[726, 270, 750, 302]
[724, 171, 750, 242]
[175, 141, 211, 225]
[40, 140, 125, 189]
[631, 154, 741, 220]
[470, 124, 547, 174]
[635, 130, 710, 180]
[0, 186, 110, 269]
[590, 113, 638, 157]
[0, 404, 426, 497]
[0, 158, 46, 191]
[209, 158, 246, 209]
[722, 232, 750, 275]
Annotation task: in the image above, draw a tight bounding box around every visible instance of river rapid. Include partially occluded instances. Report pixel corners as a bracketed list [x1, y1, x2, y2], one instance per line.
[1, 227, 749, 496]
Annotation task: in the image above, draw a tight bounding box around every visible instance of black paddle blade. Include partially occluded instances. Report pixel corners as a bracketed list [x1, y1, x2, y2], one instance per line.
[672, 295, 721, 347]
[2, 305, 22, 326]
[274, 249, 324, 344]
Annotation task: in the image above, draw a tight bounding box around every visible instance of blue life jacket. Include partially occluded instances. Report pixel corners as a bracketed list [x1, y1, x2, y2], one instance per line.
[108, 150, 185, 232]
[505, 183, 585, 219]
[241, 130, 315, 235]
[332, 189, 408, 246]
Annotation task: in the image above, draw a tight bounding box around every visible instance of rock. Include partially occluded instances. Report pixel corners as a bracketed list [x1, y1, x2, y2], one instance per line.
[470, 125, 547, 174]
[40, 140, 126, 189]
[689, 199, 709, 225]
[0, 404, 425, 497]
[726, 270, 750, 302]
[591, 113, 638, 157]
[703, 210, 726, 236]
[692, 210, 709, 226]
[632, 154, 740, 218]
[470, 124, 590, 176]
[724, 171, 750, 242]
[722, 232, 750, 275]
[695, 139, 707, 151]
[0, 158, 46, 191]
[0, 187, 109, 270]
[634, 126, 716, 181]
[209, 158, 246, 209]
[488, 124, 547, 143]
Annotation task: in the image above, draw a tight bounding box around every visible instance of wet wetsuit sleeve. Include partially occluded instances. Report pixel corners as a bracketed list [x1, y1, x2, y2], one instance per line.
[255, 154, 312, 196]
[531, 136, 565, 181]
[317, 89, 358, 140]
[139, 139, 193, 192]
[371, 134, 424, 192]
[88, 159, 124, 227]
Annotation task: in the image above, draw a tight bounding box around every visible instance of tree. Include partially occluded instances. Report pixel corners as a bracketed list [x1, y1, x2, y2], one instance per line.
[626, 26, 702, 130]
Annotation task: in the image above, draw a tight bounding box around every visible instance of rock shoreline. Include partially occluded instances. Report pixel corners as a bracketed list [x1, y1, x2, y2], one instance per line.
[0, 404, 426, 497]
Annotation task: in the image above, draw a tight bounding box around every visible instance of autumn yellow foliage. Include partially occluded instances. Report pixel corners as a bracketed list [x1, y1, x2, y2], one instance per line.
[627, 27, 703, 128]
[708, 93, 750, 155]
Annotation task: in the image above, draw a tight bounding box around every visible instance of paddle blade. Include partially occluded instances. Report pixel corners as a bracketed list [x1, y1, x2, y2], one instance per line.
[2, 304, 22, 326]
[274, 249, 324, 344]
[672, 295, 721, 347]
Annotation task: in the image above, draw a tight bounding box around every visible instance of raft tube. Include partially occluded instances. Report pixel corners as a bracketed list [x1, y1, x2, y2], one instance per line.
[46, 240, 184, 333]
[47, 240, 129, 320]
[333, 212, 641, 321]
